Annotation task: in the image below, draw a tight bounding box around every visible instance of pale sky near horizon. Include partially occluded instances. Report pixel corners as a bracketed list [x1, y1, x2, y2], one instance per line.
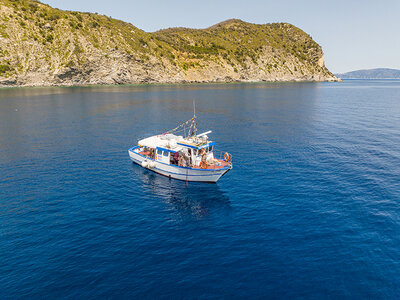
[43, 0, 400, 73]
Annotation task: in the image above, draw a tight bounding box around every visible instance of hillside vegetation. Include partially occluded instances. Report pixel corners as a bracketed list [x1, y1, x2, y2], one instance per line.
[0, 0, 337, 86]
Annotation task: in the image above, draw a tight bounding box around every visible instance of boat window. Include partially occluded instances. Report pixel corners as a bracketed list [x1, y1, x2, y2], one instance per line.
[163, 151, 168, 157]
[157, 149, 162, 155]
[209, 146, 213, 152]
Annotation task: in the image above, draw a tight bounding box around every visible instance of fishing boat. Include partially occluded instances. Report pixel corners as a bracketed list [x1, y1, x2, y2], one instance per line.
[128, 112, 232, 183]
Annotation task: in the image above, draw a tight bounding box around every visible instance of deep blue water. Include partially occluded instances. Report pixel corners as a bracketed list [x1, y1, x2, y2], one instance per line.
[1, 80, 400, 298]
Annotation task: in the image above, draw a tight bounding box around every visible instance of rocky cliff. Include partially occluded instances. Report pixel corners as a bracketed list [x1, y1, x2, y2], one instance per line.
[0, 0, 338, 87]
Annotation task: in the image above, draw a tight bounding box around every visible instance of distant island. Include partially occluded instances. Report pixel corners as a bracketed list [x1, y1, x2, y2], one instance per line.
[336, 68, 400, 79]
[0, 0, 338, 87]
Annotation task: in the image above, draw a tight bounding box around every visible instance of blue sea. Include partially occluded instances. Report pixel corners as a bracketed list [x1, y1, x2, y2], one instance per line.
[1, 80, 400, 298]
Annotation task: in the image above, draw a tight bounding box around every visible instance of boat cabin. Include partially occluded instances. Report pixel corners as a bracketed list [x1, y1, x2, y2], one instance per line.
[138, 133, 222, 168]
[156, 147, 176, 164]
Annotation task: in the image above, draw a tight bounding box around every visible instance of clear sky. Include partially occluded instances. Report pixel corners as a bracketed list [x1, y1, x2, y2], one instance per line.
[43, 0, 400, 73]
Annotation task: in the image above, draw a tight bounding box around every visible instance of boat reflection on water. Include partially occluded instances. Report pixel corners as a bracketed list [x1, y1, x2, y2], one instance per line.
[130, 164, 231, 220]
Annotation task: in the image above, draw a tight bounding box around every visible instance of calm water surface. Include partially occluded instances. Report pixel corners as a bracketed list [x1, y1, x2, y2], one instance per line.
[1, 80, 400, 298]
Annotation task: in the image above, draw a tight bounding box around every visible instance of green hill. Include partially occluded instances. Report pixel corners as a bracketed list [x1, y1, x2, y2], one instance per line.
[0, 0, 337, 86]
[336, 68, 400, 79]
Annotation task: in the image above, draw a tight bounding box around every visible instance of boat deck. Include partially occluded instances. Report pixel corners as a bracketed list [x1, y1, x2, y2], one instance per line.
[192, 159, 230, 170]
[138, 150, 230, 170]
[140, 151, 152, 156]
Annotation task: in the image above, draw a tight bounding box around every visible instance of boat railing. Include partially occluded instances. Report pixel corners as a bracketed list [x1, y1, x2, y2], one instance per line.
[214, 150, 232, 163]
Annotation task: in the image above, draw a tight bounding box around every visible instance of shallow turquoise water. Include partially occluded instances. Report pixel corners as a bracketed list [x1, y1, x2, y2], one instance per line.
[1, 80, 400, 298]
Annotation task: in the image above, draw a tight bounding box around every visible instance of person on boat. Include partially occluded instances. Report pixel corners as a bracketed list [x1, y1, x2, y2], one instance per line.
[200, 148, 206, 161]
[180, 151, 190, 167]
[187, 149, 193, 166]
[173, 152, 179, 165]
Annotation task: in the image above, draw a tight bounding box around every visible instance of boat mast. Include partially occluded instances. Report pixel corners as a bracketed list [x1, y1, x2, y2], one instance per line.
[193, 100, 197, 137]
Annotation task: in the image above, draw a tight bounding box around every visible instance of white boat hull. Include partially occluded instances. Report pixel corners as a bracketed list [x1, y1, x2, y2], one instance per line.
[128, 147, 231, 183]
